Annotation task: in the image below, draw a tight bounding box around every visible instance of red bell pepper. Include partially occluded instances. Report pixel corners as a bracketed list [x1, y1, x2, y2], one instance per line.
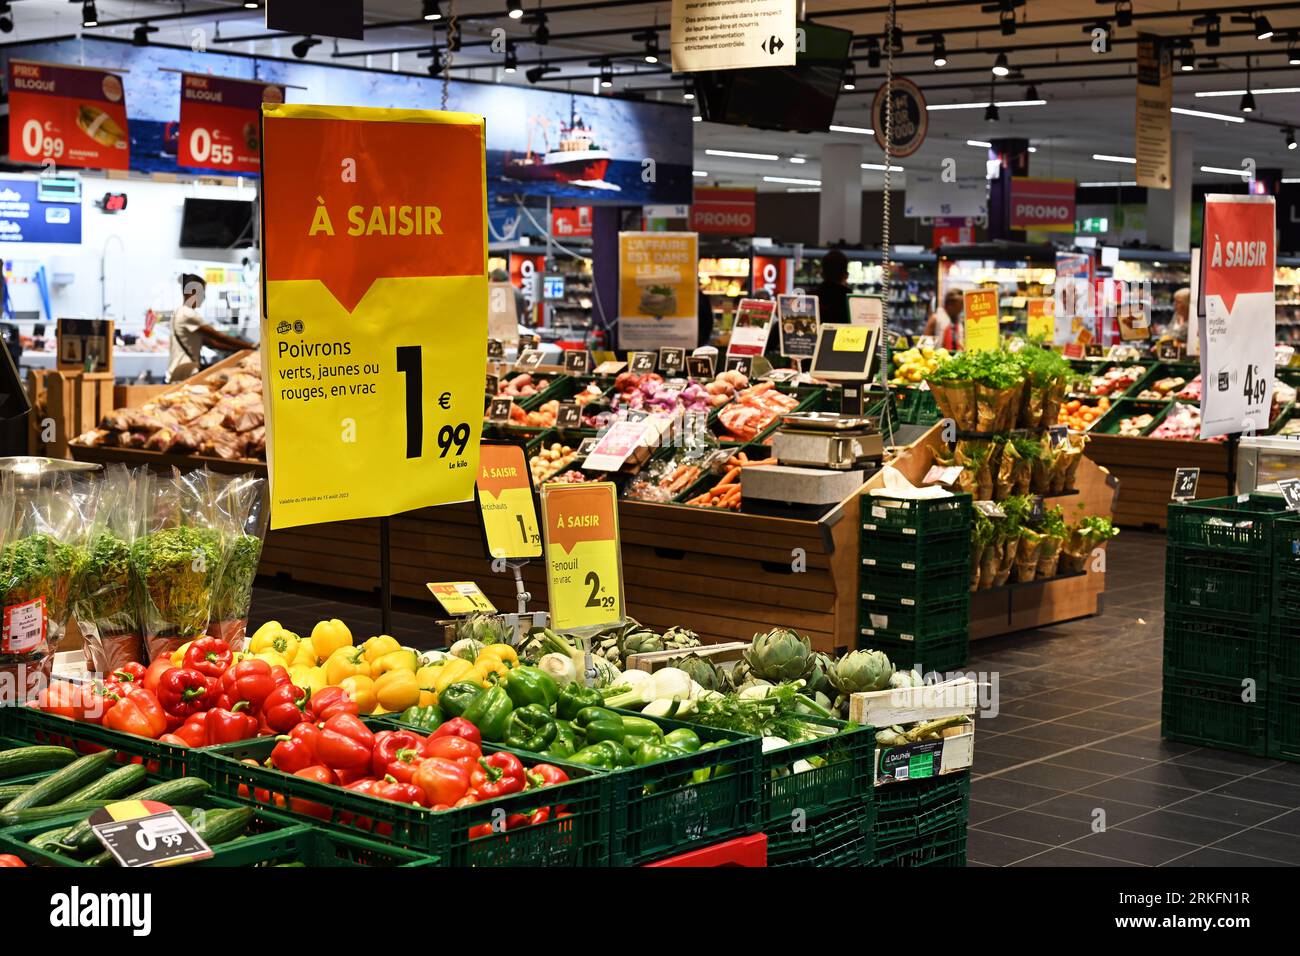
[471, 752, 527, 799]
[289, 765, 338, 819]
[76, 683, 116, 725]
[526, 763, 570, 788]
[217, 659, 277, 713]
[156, 667, 213, 719]
[413, 756, 472, 807]
[114, 662, 147, 684]
[316, 713, 374, 773]
[269, 665, 293, 686]
[370, 729, 424, 778]
[307, 685, 358, 722]
[205, 702, 258, 744]
[103, 689, 168, 739]
[171, 713, 210, 747]
[373, 777, 426, 806]
[183, 636, 233, 681]
[270, 722, 322, 773]
[261, 682, 309, 733]
[158, 733, 191, 747]
[429, 716, 481, 746]
[420, 734, 481, 766]
[142, 658, 175, 694]
[36, 680, 81, 720]
[383, 747, 423, 785]
[507, 807, 551, 830]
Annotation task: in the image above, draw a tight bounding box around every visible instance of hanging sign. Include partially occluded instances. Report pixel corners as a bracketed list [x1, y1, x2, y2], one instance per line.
[267, 0, 364, 40]
[1134, 35, 1172, 191]
[178, 73, 285, 174]
[475, 442, 542, 561]
[669, 0, 796, 72]
[1026, 298, 1055, 341]
[727, 297, 775, 359]
[848, 294, 884, 332]
[1198, 195, 1275, 440]
[777, 293, 820, 359]
[260, 103, 488, 530]
[904, 175, 988, 219]
[542, 482, 625, 631]
[618, 231, 700, 350]
[551, 206, 592, 238]
[690, 187, 757, 235]
[427, 582, 497, 616]
[1009, 177, 1076, 232]
[963, 289, 1000, 352]
[7, 61, 130, 171]
[752, 255, 792, 296]
[871, 77, 929, 159]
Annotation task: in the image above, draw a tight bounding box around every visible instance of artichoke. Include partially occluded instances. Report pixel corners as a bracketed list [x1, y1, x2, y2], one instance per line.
[620, 629, 663, 657]
[669, 653, 730, 692]
[662, 626, 702, 650]
[804, 651, 836, 698]
[828, 649, 895, 694]
[888, 668, 925, 689]
[455, 613, 512, 646]
[730, 656, 753, 687]
[743, 627, 813, 683]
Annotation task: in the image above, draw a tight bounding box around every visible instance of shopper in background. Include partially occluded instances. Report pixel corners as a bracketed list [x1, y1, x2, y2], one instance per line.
[924, 289, 965, 350]
[168, 274, 256, 382]
[1166, 287, 1191, 343]
[490, 267, 528, 325]
[698, 283, 715, 348]
[812, 249, 850, 325]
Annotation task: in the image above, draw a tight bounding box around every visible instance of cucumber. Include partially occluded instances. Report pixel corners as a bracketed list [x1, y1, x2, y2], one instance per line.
[0, 784, 32, 802]
[193, 807, 254, 846]
[28, 825, 74, 851]
[0, 745, 77, 781]
[1, 750, 118, 812]
[60, 777, 211, 854]
[56, 764, 146, 806]
[0, 801, 113, 828]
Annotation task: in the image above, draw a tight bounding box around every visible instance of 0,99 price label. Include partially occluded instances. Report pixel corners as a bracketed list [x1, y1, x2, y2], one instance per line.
[476, 443, 542, 560]
[90, 803, 212, 867]
[542, 482, 624, 631]
[427, 581, 497, 615]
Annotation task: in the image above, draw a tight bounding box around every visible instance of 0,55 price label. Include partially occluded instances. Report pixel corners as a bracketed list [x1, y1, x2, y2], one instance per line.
[541, 482, 624, 631]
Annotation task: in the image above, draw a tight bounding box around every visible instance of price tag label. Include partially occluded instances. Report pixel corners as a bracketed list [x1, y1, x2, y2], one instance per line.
[427, 581, 497, 615]
[1157, 343, 1183, 361]
[519, 333, 541, 350]
[593, 360, 627, 376]
[487, 338, 505, 359]
[577, 436, 600, 459]
[963, 289, 1000, 353]
[487, 397, 513, 423]
[1278, 478, 1300, 511]
[516, 349, 545, 371]
[485, 372, 500, 397]
[563, 350, 591, 374]
[557, 403, 582, 428]
[90, 803, 212, 867]
[542, 482, 624, 631]
[1085, 344, 1105, 358]
[725, 355, 753, 377]
[1172, 467, 1200, 501]
[476, 442, 542, 559]
[658, 348, 686, 374]
[686, 355, 716, 380]
[628, 352, 657, 373]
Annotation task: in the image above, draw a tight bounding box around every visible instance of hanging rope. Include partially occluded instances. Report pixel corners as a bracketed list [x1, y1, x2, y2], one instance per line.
[879, 0, 897, 445]
[442, 0, 457, 110]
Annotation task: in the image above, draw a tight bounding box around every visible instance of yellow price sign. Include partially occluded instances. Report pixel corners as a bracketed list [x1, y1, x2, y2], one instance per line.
[963, 289, 1000, 353]
[476, 443, 542, 560]
[426, 582, 497, 616]
[833, 326, 869, 352]
[541, 482, 624, 632]
[260, 104, 488, 530]
[1027, 298, 1055, 341]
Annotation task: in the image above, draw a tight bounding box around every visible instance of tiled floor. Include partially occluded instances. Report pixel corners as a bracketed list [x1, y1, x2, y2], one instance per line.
[248, 529, 1300, 867]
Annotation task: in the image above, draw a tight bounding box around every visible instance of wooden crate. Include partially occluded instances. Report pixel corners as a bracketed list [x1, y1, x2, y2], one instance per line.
[1085, 433, 1232, 530]
[625, 641, 750, 673]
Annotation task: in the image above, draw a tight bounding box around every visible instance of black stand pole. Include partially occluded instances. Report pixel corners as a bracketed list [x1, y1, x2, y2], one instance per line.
[380, 515, 393, 635]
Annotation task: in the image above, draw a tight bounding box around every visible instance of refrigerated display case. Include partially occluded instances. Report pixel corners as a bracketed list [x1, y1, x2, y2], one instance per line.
[937, 243, 1056, 340]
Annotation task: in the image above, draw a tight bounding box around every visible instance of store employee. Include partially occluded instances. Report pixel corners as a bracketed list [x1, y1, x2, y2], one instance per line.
[169, 274, 256, 382]
[811, 249, 850, 325]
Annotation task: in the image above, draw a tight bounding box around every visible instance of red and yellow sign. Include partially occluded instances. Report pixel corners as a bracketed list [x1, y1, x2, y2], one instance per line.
[963, 289, 1000, 352]
[179, 73, 285, 174]
[261, 103, 488, 530]
[7, 60, 130, 171]
[476, 443, 542, 560]
[1027, 298, 1055, 341]
[1009, 177, 1076, 233]
[541, 482, 623, 632]
[427, 582, 496, 615]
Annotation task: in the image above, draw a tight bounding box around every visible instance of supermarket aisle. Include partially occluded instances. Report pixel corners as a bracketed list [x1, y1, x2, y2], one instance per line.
[967, 531, 1300, 867]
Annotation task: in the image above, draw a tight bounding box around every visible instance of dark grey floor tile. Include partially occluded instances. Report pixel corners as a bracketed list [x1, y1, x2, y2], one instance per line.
[1022, 792, 1150, 827]
[1214, 778, 1300, 808]
[1012, 847, 1138, 866]
[1022, 688, 1125, 709]
[1169, 792, 1289, 827]
[1213, 826, 1300, 863]
[1163, 847, 1286, 867]
[1065, 829, 1199, 865]
[1079, 777, 1199, 810]
[971, 751, 1023, 774]
[977, 734, 1076, 762]
[974, 714, 1044, 737]
[1016, 721, 1111, 747]
[974, 810, 1094, 845]
[1096, 698, 1163, 719]
[1058, 711, 1152, 733]
[1259, 808, 1300, 836]
[968, 776, 1063, 810]
[968, 799, 1019, 826]
[1254, 762, 1300, 785]
[999, 699, 1093, 721]
[1046, 748, 1161, 776]
[1122, 762, 1242, 792]
[997, 762, 1114, 793]
[1170, 748, 1279, 774]
[1116, 810, 1244, 844]
[1094, 734, 1199, 760]
[966, 829, 1055, 866]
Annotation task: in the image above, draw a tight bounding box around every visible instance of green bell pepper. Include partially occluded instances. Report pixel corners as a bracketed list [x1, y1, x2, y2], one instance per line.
[663, 728, 702, 753]
[690, 740, 736, 784]
[619, 715, 664, 741]
[398, 704, 444, 732]
[461, 684, 513, 742]
[503, 666, 560, 710]
[631, 738, 682, 765]
[598, 739, 633, 768]
[546, 721, 579, 759]
[440, 681, 485, 719]
[567, 745, 615, 769]
[503, 704, 558, 752]
[556, 683, 603, 721]
[573, 706, 625, 744]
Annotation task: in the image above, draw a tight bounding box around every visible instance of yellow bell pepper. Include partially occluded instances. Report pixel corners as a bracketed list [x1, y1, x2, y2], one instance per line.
[374, 669, 421, 712]
[170, 641, 193, 667]
[338, 674, 377, 714]
[250, 625, 300, 662]
[431, 657, 475, 694]
[291, 638, 319, 669]
[477, 644, 519, 669]
[362, 635, 401, 664]
[418, 689, 438, 708]
[248, 620, 283, 647]
[468, 657, 510, 686]
[310, 618, 353, 661]
[371, 704, 390, 715]
[372, 649, 419, 676]
[324, 646, 370, 685]
[252, 650, 289, 671]
[290, 665, 327, 696]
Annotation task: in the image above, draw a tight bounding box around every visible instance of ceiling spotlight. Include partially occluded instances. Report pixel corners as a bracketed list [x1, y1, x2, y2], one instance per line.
[81, 1, 98, 27]
[682, 81, 695, 101]
[1025, 83, 1038, 100]
[131, 24, 157, 45]
[1289, 39, 1300, 66]
[599, 61, 612, 88]
[985, 102, 999, 122]
[1241, 89, 1256, 112]
[533, 13, 549, 45]
[643, 32, 660, 64]
[890, 26, 903, 53]
[842, 67, 856, 91]
[427, 48, 444, 76]
[242, 0, 260, 8]
[525, 63, 557, 84]
[1286, 127, 1297, 150]
[291, 36, 321, 58]
[1179, 44, 1195, 72]
[932, 35, 947, 67]
[1194, 13, 1221, 47]
[1000, 8, 1016, 36]
[504, 43, 517, 73]
[0, 8, 11, 33]
[866, 37, 881, 69]
[1114, 0, 1132, 27]
[422, 0, 442, 21]
[507, 0, 523, 19]
[1255, 15, 1274, 40]
[992, 52, 1010, 76]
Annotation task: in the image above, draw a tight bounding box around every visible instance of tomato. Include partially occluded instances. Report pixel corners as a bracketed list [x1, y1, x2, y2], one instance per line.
[0, 854, 25, 867]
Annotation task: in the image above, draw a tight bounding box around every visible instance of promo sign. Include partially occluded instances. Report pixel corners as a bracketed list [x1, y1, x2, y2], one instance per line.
[260, 103, 488, 530]
[542, 482, 625, 632]
[1026, 298, 1055, 341]
[618, 231, 699, 350]
[963, 289, 1000, 352]
[1009, 177, 1076, 232]
[1198, 194, 1276, 440]
[551, 206, 592, 238]
[7, 61, 130, 171]
[669, 0, 796, 73]
[476, 442, 542, 561]
[690, 187, 757, 235]
[179, 73, 286, 174]
[1134, 34, 1172, 190]
[871, 78, 928, 159]
[728, 297, 775, 359]
[427, 582, 496, 616]
[752, 254, 792, 296]
[509, 252, 544, 324]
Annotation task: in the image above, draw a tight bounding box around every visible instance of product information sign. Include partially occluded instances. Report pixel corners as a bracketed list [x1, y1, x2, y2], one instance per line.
[260, 103, 488, 529]
[963, 289, 1000, 352]
[541, 482, 625, 632]
[670, 0, 796, 72]
[618, 232, 700, 350]
[1134, 35, 1172, 191]
[1172, 467, 1199, 501]
[7, 60, 130, 171]
[179, 74, 285, 174]
[848, 294, 884, 332]
[1197, 195, 1276, 440]
[89, 803, 212, 867]
[475, 442, 542, 561]
[777, 293, 819, 359]
[1026, 298, 1054, 341]
[427, 581, 497, 616]
[727, 298, 775, 359]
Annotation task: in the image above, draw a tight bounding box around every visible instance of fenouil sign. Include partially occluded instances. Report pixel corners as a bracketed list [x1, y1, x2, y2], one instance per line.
[1009, 177, 1076, 232]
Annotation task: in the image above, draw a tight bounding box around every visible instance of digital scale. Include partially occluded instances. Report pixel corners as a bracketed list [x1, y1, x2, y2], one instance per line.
[770, 412, 885, 470]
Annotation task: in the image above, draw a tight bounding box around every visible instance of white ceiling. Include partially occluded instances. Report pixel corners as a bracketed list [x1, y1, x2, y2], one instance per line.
[8, 0, 1300, 191]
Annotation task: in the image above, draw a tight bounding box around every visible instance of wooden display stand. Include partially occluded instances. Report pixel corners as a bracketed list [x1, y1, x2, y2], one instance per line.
[27, 369, 115, 458]
[1085, 432, 1231, 529]
[865, 425, 1117, 641]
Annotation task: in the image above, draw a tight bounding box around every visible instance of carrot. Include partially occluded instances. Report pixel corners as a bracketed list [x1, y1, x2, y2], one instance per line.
[716, 466, 742, 487]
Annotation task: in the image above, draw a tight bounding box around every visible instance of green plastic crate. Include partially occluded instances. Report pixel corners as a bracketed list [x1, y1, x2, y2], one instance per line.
[1267, 678, 1300, 763]
[1164, 607, 1269, 682]
[1161, 666, 1268, 756]
[873, 820, 967, 867]
[1090, 398, 1173, 436]
[0, 705, 209, 779]
[861, 529, 972, 572]
[1274, 515, 1300, 582]
[861, 493, 972, 536]
[874, 773, 970, 846]
[860, 564, 970, 606]
[770, 823, 874, 867]
[1271, 598, 1300, 683]
[766, 801, 873, 860]
[859, 594, 970, 644]
[1164, 545, 1273, 622]
[1167, 493, 1290, 556]
[759, 718, 874, 839]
